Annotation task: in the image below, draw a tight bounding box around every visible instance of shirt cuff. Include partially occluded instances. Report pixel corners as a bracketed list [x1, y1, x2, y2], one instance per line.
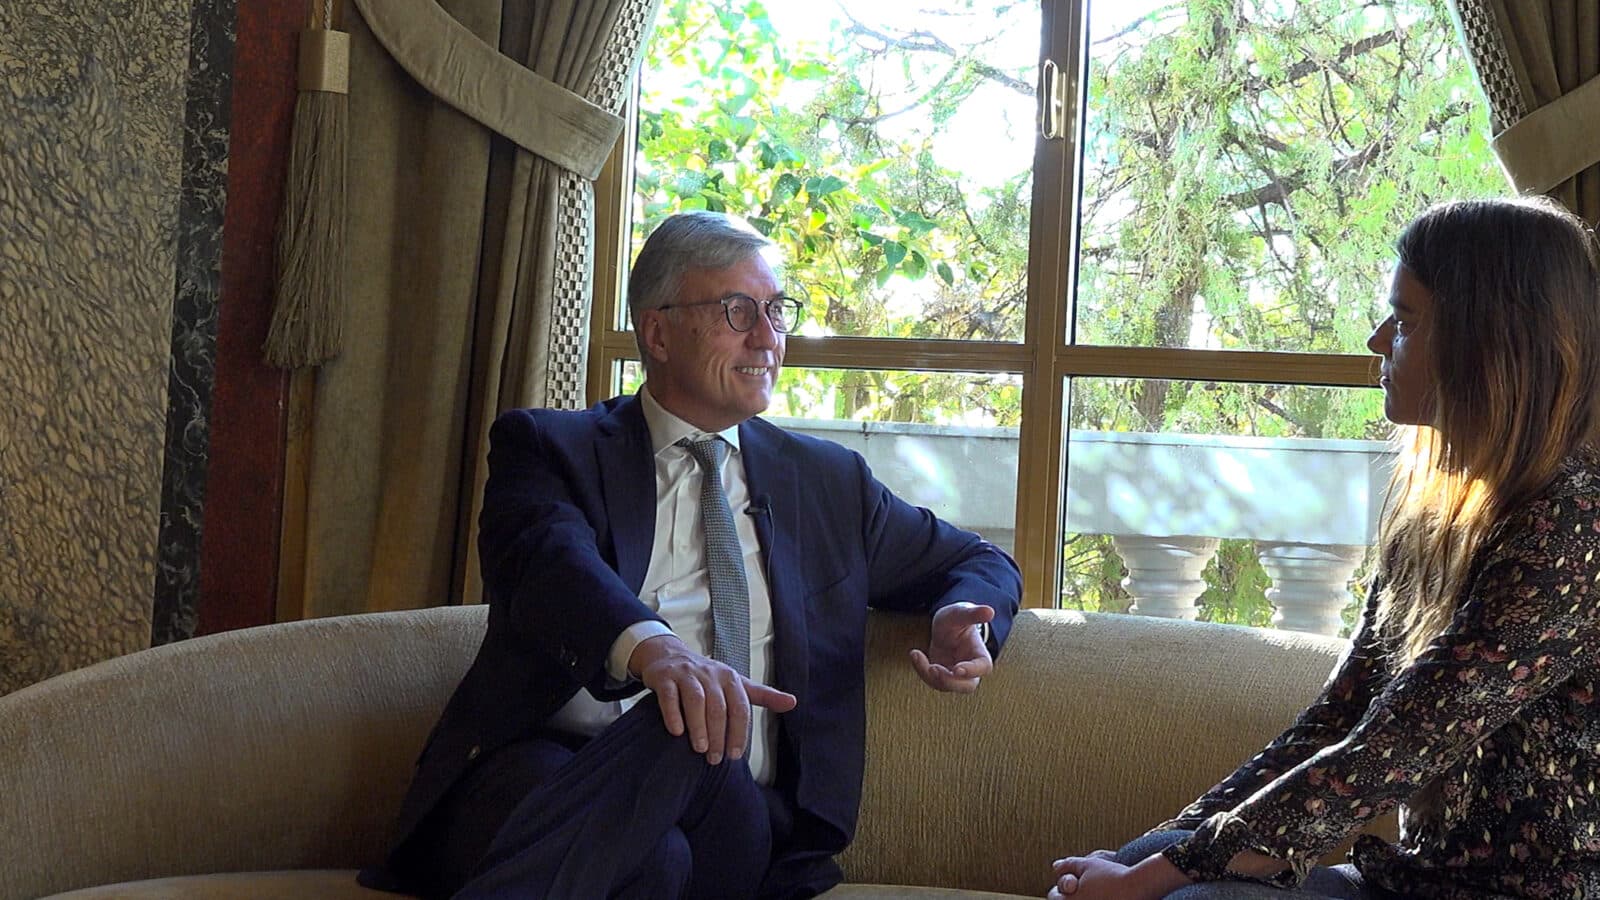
[607, 620, 675, 683]
[1161, 811, 1298, 887]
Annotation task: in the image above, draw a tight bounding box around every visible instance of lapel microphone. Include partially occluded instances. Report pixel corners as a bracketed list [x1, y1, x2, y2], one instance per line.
[746, 495, 774, 588]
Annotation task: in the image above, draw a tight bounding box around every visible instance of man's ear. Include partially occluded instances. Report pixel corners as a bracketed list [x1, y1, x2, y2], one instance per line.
[638, 310, 670, 367]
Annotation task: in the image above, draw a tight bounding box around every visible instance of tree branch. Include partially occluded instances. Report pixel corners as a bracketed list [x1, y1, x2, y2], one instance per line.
[1241, 30, 1401, 95]
[1090, 2, 1185, 47]
[1220, 101, 1471, 210]
[1253, 395, 1310, 432]
[843, 19, 1033, 96]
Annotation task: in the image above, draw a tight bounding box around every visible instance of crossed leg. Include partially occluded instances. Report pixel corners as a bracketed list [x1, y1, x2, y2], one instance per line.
[419, 700, 775, 899]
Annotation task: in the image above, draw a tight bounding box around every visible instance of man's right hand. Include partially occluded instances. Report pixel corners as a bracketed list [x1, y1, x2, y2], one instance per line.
[628, 634, 797, 765]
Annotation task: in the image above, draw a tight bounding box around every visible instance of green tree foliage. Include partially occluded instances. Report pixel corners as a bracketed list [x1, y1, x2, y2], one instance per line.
[1075, 0, 1501, 437]
[635, 0, 1502, 625]
[637, 0, 1035, 425]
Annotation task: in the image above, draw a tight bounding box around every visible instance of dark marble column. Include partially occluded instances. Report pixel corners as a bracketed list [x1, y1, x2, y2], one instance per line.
[153, 0, 239, 645]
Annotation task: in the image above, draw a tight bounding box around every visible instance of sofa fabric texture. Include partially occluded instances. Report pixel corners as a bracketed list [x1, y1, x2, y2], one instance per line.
[0, 606, 1379, 899]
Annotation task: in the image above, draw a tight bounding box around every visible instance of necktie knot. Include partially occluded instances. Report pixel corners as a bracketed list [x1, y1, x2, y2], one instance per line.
[680, 436, 727, 472]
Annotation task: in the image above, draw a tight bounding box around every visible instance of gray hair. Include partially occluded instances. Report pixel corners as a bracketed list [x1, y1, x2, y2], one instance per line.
[627, 211, 776, 327]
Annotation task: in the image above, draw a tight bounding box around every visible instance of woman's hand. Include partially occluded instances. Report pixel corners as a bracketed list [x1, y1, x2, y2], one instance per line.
[1047, 856, 1135, 899]
[1047, 851, 1190, 900]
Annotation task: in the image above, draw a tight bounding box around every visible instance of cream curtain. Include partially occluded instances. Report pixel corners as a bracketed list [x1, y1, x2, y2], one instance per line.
[280, 0, 661, 619]
[1451, 1, 1600, 224]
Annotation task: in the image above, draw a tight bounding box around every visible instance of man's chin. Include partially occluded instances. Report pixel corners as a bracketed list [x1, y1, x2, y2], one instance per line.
[742, 394, 774, 419]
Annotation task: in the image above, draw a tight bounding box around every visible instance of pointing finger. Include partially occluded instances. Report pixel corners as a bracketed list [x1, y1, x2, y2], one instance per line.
[745, 679, 798, 712]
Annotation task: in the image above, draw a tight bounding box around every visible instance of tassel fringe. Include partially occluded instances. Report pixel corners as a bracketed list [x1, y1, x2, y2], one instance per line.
[266, 43, 349, 369]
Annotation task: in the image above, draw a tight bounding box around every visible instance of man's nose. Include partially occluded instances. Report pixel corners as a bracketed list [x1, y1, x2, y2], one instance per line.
[746, 308, 780, 346]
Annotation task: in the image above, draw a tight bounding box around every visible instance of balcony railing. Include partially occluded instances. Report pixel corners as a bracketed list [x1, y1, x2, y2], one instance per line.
[775, 417, 1394, 638]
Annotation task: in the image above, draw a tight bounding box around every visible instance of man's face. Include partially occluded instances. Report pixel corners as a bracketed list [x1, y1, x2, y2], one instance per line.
[1366, 264, 1436, 426]
[640, 254, 786, 432]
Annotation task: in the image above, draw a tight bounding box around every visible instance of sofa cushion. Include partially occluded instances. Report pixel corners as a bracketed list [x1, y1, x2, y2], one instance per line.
[825, 887, 1033, 899]
[41, 870, 1032, 900]
[42, 870, 391, 899]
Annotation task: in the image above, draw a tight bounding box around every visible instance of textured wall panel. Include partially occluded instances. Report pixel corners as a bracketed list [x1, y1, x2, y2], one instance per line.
[0, 1, 192, 693]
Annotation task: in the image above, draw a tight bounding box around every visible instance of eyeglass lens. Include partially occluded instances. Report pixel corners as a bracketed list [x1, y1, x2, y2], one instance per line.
[728, 296, 801, 333]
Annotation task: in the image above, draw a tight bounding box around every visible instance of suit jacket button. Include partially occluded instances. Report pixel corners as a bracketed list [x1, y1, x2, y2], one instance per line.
[467, 745, 480, 761]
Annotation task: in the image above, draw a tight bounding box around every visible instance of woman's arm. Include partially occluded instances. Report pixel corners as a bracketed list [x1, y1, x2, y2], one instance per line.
[1152, 586, 1390, 832]
[1161, 496, 1600, 887]
[1048, 848, 1285, 899]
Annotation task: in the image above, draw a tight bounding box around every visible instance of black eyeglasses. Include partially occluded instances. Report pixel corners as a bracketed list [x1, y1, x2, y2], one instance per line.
[654, 293, 805, 334]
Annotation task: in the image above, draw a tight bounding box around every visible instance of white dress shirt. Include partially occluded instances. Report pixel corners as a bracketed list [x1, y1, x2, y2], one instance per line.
[545, 387, 779, 784]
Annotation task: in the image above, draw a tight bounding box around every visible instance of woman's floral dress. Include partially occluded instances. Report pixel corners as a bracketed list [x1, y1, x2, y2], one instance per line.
[1159, 449, 1600, 898]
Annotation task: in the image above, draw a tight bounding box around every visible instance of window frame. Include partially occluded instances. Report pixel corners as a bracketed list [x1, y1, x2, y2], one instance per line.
[588, 0, 1381, 609]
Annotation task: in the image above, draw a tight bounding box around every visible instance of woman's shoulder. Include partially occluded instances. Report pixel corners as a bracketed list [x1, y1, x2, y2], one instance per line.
[1535, 445, 1600, 511]
[1490, 445, 1600, 555]
[1558, 444, 1600, 488]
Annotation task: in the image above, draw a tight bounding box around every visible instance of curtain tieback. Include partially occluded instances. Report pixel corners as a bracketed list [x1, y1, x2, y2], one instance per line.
[1492, 74, 1600, 196]
[349, 0, 624, 181]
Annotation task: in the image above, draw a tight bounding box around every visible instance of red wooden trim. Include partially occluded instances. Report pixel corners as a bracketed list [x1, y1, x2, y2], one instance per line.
[197, 0, 299, 634]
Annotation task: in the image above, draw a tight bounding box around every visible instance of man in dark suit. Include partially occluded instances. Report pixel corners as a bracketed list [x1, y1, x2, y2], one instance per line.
[363, 211, 1022, 899]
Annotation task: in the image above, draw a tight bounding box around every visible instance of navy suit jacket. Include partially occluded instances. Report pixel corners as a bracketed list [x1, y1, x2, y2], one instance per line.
[379, 394, 1021, 896]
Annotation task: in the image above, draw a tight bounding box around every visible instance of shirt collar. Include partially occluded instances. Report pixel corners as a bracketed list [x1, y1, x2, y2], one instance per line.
[639, 385, 741, 456]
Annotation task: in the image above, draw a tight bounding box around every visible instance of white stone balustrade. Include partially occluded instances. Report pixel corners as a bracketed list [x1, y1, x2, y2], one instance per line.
[1111, 535, 1220, 621]
[773, 418, 1394, 637]
[1258, 542, 1368, 634]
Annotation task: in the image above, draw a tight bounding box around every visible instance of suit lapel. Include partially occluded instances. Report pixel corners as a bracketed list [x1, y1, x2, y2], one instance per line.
[740, 419, 809, 705]
[596, 396, 655, 594]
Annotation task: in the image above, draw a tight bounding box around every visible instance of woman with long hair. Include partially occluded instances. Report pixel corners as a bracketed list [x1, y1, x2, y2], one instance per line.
[1049, 196, 1600, 899]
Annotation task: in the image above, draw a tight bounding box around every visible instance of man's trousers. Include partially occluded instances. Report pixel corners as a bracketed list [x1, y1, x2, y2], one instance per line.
[412, 699, 787, 899]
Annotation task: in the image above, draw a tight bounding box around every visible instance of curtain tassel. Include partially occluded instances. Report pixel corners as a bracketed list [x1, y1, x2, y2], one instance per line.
[265, 6, 349, 369]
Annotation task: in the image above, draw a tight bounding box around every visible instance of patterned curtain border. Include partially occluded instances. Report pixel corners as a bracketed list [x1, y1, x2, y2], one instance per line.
[1451, 0, 1529, 133]
[545, 0, 662, 410]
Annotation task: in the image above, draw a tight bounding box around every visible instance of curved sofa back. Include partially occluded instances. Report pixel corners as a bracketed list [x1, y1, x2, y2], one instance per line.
[842, 609, 1359, 895]
[0, 606, 486, 900]
[0, 606, 1357, 899]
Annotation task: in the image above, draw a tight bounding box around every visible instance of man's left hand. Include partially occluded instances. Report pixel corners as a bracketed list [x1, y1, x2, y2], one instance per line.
[910, 601, 995, 693]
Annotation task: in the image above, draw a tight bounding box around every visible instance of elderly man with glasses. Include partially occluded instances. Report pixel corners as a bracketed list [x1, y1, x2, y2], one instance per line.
[363, 211, 1021, 900]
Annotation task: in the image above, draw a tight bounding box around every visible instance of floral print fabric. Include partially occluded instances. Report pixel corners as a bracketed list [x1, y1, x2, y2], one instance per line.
[1157, 450, 1600, 898]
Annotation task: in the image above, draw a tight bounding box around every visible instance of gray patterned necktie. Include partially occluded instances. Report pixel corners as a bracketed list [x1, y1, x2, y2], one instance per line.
[680, 437, 752, 676]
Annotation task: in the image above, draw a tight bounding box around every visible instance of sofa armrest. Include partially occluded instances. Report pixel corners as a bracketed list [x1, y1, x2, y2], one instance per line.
[0, 607, 487, 900]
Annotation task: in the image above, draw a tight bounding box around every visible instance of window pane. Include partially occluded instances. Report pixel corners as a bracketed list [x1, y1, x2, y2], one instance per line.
[634, 0, 1037, 342]
[1074, 1, 1500, 352]
[622, 360, 1022, 551]
[1060, 377, 1393, 635]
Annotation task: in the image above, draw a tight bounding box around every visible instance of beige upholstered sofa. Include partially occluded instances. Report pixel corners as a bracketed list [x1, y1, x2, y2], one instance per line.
[0, 605, 1387, 899]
